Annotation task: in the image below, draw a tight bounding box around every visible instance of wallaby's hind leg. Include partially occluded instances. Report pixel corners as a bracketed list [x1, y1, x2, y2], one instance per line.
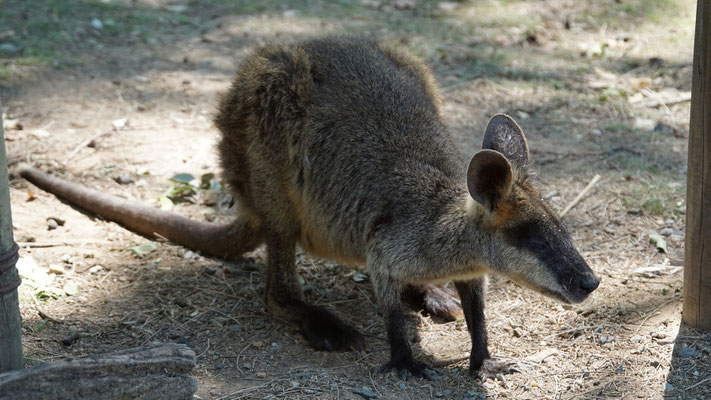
[401, 283, 463, 322]
[264, 233, 366, 352]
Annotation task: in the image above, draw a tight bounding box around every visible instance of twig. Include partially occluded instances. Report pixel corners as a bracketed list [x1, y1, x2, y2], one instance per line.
[630, 92, 691, 108]
[430, 355, 469, 367]
[560, 174, 601, 218]
[17, 242, 71, 248]
[63, 129, 113, 164]
[686, 376, 711, 391]
[36, 307, 62, 323]
[216, 384, 269, 400]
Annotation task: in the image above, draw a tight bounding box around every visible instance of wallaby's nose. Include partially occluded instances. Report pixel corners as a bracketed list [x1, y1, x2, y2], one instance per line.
[580, 275, 600, 293]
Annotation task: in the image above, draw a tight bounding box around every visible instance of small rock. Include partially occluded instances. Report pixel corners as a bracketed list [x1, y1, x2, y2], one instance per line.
[543, 190, 559, 199]
[202, 266, 216, 275]
[665, 382, 675, 391]
[393, 0, 415, 9]
[438, 1, 459, 11]
[61, 330, 81, 346]
[114, 175, 135, 185]
[352, 386, 377, 399]
[634, 118, 655, 131]
[615, 364, 624, 373]
[91, 18, 103, 29]
[527, 348, 561, 363]
[256, 372, 266, 378]
[202, 190, 221, 206]
[174, 297, 191, 307]
[653, 123, 674, 136]
[680, 346, 700, 358]
[112, 117, 128, 130]
[2, 117, 23, 130]
[47, 219, 59, 230]
[599, 336, 615, 345]
[0, 43, 18, 55]
[89, 265, 103, 274]
[48, 264, 65, 275]
[398, 381, 406, 390]
[630, 335, 643, 343]
[60, 254, 72, 263]
[30, 129, 50, 138]
[49, 217, 66, 226]
[660, 227, 674, 237]
[183, 250, 195, 259]
[290, 381, 300, 388]
[665, 218, 675, 226]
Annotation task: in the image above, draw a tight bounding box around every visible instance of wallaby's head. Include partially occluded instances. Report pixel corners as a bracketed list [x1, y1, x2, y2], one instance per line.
[468, 114, 600, 304]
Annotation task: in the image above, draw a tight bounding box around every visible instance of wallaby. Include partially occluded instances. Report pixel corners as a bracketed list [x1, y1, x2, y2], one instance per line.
[18, 35, 599, 380]
[212, 36, 599, 378]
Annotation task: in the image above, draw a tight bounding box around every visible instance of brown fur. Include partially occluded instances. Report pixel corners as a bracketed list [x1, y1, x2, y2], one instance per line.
[213, 36, 599, 377]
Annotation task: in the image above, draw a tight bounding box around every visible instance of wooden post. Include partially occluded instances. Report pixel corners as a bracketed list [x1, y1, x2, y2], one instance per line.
[684, 0, 711, 330]
[0, 99, 23, 371]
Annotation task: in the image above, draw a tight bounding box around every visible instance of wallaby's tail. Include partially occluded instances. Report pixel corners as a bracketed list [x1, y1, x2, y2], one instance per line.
[17, 164, 263, 259]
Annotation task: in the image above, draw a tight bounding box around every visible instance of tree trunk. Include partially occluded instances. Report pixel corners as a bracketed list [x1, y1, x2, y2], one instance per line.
[0, 99, 23, 371]
[0, 343, 198, 400]
[684, 0, 711, 330]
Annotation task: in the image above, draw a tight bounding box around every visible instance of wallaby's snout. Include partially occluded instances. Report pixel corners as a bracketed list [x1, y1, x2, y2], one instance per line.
[579, 273, 601, 295]
[565, 259, 600, 303]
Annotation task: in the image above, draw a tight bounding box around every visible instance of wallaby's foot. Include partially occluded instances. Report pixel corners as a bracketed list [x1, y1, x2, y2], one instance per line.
[402, 284, 463, 322]
[379, 357, 432, 380]
[473, 359, 519, 381]
[299, 305, 366, 352]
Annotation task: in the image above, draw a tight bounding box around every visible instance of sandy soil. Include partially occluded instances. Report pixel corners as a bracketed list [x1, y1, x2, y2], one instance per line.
[3, 0, 709, 399]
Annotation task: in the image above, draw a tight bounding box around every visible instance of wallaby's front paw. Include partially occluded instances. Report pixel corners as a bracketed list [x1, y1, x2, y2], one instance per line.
[472, 359, 519, 381]
[379, 357, 432, 380]
[299, 306, 366, 352]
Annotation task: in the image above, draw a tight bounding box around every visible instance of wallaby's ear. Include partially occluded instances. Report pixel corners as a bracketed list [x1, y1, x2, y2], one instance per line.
[482, 114, 529, 169]
[467, 150, 513, 211]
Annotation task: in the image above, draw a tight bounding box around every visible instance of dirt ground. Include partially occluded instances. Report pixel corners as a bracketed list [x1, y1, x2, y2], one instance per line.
[2, 0, 710, 399]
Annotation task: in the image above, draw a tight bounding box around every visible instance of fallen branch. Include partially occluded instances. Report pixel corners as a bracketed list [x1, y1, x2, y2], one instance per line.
[560, 174, 601, 218]
[0, 343, 197, 400]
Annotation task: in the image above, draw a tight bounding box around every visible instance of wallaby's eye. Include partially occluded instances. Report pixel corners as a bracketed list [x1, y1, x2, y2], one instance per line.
[528, 240, 547, 254]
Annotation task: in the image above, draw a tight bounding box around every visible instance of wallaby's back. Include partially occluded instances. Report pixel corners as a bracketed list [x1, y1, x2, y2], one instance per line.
[215, 36, 465, 262]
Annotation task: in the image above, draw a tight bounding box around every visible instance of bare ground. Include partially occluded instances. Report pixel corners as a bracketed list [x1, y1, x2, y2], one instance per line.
[3, 0, 709, 399]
